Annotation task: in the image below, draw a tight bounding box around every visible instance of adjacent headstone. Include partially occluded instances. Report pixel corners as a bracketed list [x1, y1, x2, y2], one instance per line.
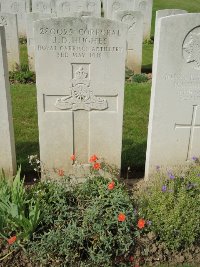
[56, 0, 101, 18]
[0, 0, 31, 37]
[105, 0, 134, 19]
[145, 14, 200, 179]
[0, 13, 20, 71]
[72, 11, 95, 18]
[26, 13, 53, 71]
[156, 9, 187, 24]
[114, 10, 143, 73]
[0, 26, 16, 176]
[34, 17, 127, 178]
[32, 0, 56, 14]
[133, 0, 153, 40]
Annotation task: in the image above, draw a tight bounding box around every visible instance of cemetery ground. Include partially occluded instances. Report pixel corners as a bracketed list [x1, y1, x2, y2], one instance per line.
[1, 1, 200, 266]
[1, 42, 199, 267]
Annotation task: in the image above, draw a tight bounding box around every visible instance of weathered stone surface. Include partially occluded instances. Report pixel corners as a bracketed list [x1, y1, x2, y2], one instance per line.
[56, 0, 101, 18]
[0, 0, 31, 37]
[34, 17, 127, 179]
[145, 14, 200, 179]
[26, 12, 53, 71]
[0, 13, 20, 71]
[114, 10, 143, 73]
[133, 0, 153, 40]
[105, 0, 134, 19]
[156, 9, 187, 23]
[32, 0, 56, 14]
[0, 26, 16, 176]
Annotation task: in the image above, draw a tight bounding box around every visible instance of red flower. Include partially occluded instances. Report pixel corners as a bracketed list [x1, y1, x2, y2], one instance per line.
[108, 181, 115, 190]
[118, 213, 126, 222]
[137, 219, 145, 229]
[58, 169, 64, 176]
[7, 236, 17, 245]
[89, 154, 98, 162]
[93, 162, 101, 170]
[129, 256, 134, 262]
[70, 154, 76, 161]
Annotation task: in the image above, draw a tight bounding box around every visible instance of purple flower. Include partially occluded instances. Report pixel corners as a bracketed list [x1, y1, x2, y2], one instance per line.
[192, 156, 198, 161]
[162, 185, 167, 192]
[197, 174, 200, 177]
[167, 171, 175, 179]
[147, 220, 152, 226]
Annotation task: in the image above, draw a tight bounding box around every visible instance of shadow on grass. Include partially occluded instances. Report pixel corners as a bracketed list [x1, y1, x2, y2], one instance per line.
[121, 139, 147, 179]
[16, 141, 39, 177]
[142, 64, 152, 73]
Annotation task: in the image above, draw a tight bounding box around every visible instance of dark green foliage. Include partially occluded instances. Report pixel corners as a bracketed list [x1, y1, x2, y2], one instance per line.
[27, 177, 138, 266]
[137, 161, 200, 250]
[132, 74, 148, 83]
[9, 64, 35, 84]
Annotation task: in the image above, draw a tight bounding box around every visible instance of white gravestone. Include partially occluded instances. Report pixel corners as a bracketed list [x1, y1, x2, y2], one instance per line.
[72, 11, 96, 18]
[105, 0, 134, 19]
[145, 14, 200, 179]
[0, 0, 31, 37]
[0, 26, 16, 176]
[114, 10, 143, 73]
[0, 13, 20, 71]
[26, 13, 53, 71]
[133, 0, 153, 40]
[32, 0, 56, 14]
[56, 0, 101, 18]
[156, 9, 187, 24]
[34, 17, 127, 178]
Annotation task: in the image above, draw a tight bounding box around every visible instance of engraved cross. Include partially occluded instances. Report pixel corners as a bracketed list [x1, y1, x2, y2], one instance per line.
[175, 105, 200, 161]
[43, 64, 118, 164]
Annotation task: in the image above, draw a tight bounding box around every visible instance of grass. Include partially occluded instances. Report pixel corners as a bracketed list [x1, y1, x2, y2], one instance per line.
[151, 0, 200, 36]
[11, 84, 39, 174]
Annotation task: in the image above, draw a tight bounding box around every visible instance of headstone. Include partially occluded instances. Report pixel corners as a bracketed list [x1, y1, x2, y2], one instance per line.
[105, 0, 134, 19]
[26, 13, 53, 71]
[56, 0, 101, 18]
[114, 10, 143, 73]
[32, 0, 56, 14]
[0, 0, 31, 37]
[34, 17, 127, 178]
[72, 11, 96, 18]
[0, 26, 16, 176]
[145, 14, 200, 179]
[133, 0, 153, 40]
[0, 13, 20, 71]
[156, 9, 187, 24]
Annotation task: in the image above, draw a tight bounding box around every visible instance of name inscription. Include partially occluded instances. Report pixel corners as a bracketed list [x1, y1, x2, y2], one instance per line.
[37, 26, 124, 59]
[164, 73, 200, 101]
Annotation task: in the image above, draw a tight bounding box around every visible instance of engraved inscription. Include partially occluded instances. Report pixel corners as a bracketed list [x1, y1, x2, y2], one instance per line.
[11, 2, 19, 12]
[55, 65, 108, 111]
[164, 73, 200, 101]
[0, 16, 7, 26]
[183, 26, 200, 70]
[175, 105, 200, 160]
[36, 1, 47, 11]
[139, 1, 147, 12]
[121, 14, 136, 30]
[61, 2, 70, 12]
[37, 26, 123, 60]
[112, 1, 120, 11]
[87, 2, 96, 12]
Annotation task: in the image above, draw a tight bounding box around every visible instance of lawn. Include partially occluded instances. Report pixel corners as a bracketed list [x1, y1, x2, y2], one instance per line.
[10, 0, 200, 176]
